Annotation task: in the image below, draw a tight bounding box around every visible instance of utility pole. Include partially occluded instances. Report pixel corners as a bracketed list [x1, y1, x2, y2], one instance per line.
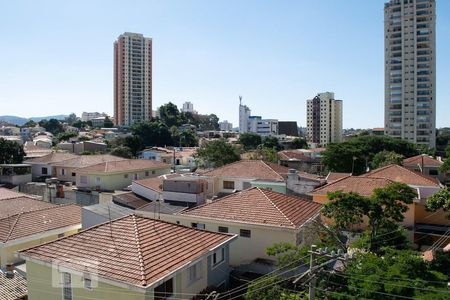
[309, 245, 317, 300]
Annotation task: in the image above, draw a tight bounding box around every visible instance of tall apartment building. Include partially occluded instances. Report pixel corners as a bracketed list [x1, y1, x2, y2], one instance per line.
[238, 99, 278, 136]
[239, 98, 251, 134]
[306, 92, 343, 146]
[181, 101, 197, 114]
[384, 0, 436, 148]
[114, 32, 152, 126]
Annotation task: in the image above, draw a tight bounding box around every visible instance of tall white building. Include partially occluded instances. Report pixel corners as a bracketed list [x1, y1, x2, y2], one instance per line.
[306, 92, 343, 146]
[181, 101, 197, 114]
[114, 32, 152, 126]
[81, 112, 107, 122]
[219, 120, 233, 131]
[239, 98, 251, 134]
[239, 98, 278, 136]
[384, 0, 436, 148]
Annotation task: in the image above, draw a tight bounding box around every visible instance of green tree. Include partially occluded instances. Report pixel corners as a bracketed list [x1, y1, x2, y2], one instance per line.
[0, 138, 25, 164]
[249, 146, 278, 163]
[22, 120, 37, 128]
[195, 139, 240, 168]
[179, 130, 198, 147]
[370, 150, 404, 169]
[239, 132, 262, 150]
[426, 187, 450, 220]
[56, 131, 78, 143]
[439, 145, 450, 173]
[39, 119, 64, 135]
[289, 138, 308, 149]
[110, 146, 133, 158]
[262, 136, 280, 150]
[131, 121, 173, 147]
[322, 183, 416, 252]
[72, 120, 87, 129]
[65, 113, 77, 125]
[124, 135, 144, 157]
[322, 135, 418, 174]
[103, 116, 114, 128]
[159, 102, 181, 127]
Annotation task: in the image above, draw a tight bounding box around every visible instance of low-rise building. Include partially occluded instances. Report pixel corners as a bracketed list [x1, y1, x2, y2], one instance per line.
[0, 164, 32, 186]
[0, 269, 28, 300]
[58, 141, 108, 154]
[25, 152, 78, 180]
[278, 148, 326, 174]
[76, 159, 171, 192]
[402, 154, 446, 183]
[159, 187, 322, 266]
[19, 215, 237, 300]
[200, 160, 290, 196]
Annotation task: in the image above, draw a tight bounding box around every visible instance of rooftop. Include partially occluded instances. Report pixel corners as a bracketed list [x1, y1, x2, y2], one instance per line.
[83, 201, 134, 220]
[0, 204, 81, 243]
[402, 155, 443, 168]
[0, 196, 55, 219]
[24, 152, 78, 164]
[20, 215, 235, 288]
[325, 172, 352, 183]
[362, 164, 441, 187]
[0, 271, 28, 300]
[310, 176, 394, 197]
[77, 159, 170, 174]
[51, 154, 126, 168]
[181, 187, 322, 228]
[0, 188, 29, 200]
[201, 160, 289, 181]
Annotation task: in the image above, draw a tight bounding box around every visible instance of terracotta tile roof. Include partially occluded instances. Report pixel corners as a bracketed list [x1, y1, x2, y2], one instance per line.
[20, 215, 235, 288]
[403, 155, 443, 168]
[112, 192, 151, 209]
[0, 188, 29, 200]
[181, 187, 322, 228]
[326, 172, 352, 183]
[201, 160, 289, 181]
[0, 205, 81, 243]
[0, 272, 28, 300]
[77, 159, 171, 174]
[310, 176, 394, 197]
[362, 164, 440, 187]
[0, 197, 55, 219]
[133, 176, 164, 193]
[296, 172, 323, 182]
[24, 152, 78, 164]
[51, 154, 127, 168]
[278, 150, 307, 161]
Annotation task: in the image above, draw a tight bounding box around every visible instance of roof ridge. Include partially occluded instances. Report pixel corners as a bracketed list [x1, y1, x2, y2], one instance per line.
[4, 212, 21, 242]
[131, 215, 147, 286]
[369, 164, 438, 185]
[262, 161, 285, 180]
[201, 159, 244, 175]
[311, 175, 355, 192]
[258, 188, 295, 227]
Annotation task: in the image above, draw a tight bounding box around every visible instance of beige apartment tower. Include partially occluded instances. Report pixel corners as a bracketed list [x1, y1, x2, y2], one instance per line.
[306, 92, 343, 147]
[384, 0, 436, 148]
[114, 32, 152, 126]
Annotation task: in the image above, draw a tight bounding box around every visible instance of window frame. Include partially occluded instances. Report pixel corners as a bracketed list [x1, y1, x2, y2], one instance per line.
[61, 272, 72, 300]
[223, 180, 235, 190]
[218, 226, 229, 233]
[212, 247, 225, 268]
[240, 229, 251, 238]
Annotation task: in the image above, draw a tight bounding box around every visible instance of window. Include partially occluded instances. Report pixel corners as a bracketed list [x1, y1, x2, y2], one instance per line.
[58, 233, 64, 238]
[124, 174, 129, 179]
[42, 167, 48, 175]
[95, 177, 101, 184]
[154, 278, 173, 300]
[240, 229, 251, 238]
[218, 226, 228, 233]
[212, 248, 225, 267]
[191, 223, 205, 230]
[80, 176, 88, 184]
[83, 277, 92, 290]
[152, 170, 156, 174]
[61, 168, 65, 176]
[188, 262, 202, 283]
[429, 170, 438, 176]
[71, 172, 76, 177]
[223, 181, 235, 190]
[134, 173, 138, 180]
[61, 272, 72, 300]
[145, 171, 149, 176]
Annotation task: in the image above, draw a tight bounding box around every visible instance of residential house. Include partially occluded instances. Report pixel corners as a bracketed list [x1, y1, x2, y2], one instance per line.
[200, 160, 290, 196]
[278, 148, 326, 174]
[51, 154, 126, 183]
[285, 169, 326, 197]
[25, 152, 78, 180]
[139, 147, 197, 172]
[0, 164, 32, 186]
[76, 159, 171, 192]
[23, 143, 53, 159]
[19, 215, 237, 300]
[158, 187, 322, 266]
[402, 154, 446, 183]
[0, 268, 28, 300]
[58, 141, 107, 154]
[0, 188, 81, 268]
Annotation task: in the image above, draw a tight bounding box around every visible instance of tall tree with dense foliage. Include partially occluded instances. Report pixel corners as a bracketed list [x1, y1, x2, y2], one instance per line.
[39, 118, 64, 135]
[158, 102, 182, 127]
[131, 121, 173, 147]
[124, 135, 144, 157]
[110, 146, 133, 158]
[322, 135, 419, 174]
[195, 139, 240, 168]
[262, 136, 280, 150]
[439, 145, 450, 173]
[239, 132, 262, 150]
[289, 138, 308, 149]
[322, 183, 416, 252]
[0, 138, 25, 164]
[370, 150, 404, 169]
[103, 116, 114, 128]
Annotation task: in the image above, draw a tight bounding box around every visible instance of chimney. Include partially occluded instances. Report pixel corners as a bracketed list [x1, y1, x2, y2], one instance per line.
[287, 169, 298, 182]
[5, 264, 14, 279]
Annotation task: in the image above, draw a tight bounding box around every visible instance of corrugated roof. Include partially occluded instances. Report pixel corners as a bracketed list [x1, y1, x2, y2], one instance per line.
[310, 176, 393, 197]
[0, 205, 81, 243]
[201, 160, 289, 181]
[181, 187, 322, 228]
[77, 159, 171, 174]
[20, 215, 235, 288]
[362, 164, 440, 186]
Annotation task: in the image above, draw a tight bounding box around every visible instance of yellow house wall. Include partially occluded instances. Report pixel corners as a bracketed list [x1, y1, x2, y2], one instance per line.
[0, 228, 79, 268]
[415, 203, 450, 226]
[54, 166, 78, 183]
[155, 213, 297, 266]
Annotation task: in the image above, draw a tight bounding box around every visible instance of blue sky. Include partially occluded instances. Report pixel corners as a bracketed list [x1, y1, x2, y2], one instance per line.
[0, 0, 448, 128]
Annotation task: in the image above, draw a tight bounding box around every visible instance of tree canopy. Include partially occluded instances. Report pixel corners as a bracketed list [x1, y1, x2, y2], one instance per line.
[38, 119, 64, 135]
[426, 187, 450, 220]
[238, 132, 262, 150]
[195, 139, 240, 168]
[289, 138, 308, 150]
[131, 121, 173, 147]
[0, 138, 25, 164]
[370, 150, 404, 169]
[322, 135, 419, 174]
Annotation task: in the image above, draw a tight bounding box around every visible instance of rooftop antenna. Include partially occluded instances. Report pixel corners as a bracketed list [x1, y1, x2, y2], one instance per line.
[239, 95, 242, 105]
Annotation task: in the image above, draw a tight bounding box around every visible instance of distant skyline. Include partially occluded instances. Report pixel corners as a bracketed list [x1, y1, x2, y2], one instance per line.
[0, 0, 449, 128]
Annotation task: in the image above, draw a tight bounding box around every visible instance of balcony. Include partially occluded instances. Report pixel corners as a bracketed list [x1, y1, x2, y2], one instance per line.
[417, 97, 430, 102]
[417, 84, 431, 89]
